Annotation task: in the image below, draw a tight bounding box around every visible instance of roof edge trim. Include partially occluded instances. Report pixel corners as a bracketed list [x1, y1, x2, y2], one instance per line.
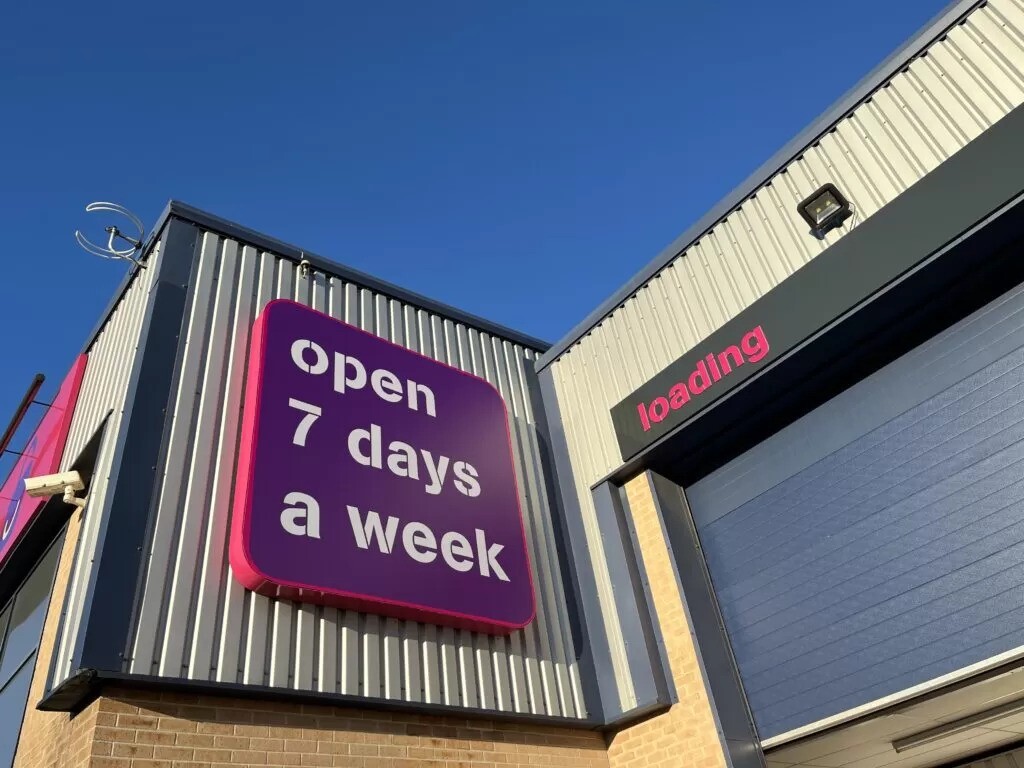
[537, 0, 983, 371]
[165, 201, 551, 351]
[85, 201, 550, 353]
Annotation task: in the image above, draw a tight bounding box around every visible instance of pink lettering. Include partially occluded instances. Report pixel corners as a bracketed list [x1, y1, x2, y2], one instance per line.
[637, 402, 652, 432]
[634, 326, 771, 431]
[717, 345, 744, 374]
[669, 383, 690, 409]
[742, 326, 769, 362]
[706, 354, 722, 382]
[688, 360, 711, 394]
[648, 397, 670, 423]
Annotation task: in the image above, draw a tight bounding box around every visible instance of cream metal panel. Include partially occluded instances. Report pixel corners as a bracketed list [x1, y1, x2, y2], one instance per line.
[127, 231, 585, 718]
[52, 242, 163, 685]
[543, 0, 1024, 708]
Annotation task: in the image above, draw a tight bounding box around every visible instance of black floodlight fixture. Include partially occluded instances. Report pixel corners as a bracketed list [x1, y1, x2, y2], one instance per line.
[797, 182, 853, 238]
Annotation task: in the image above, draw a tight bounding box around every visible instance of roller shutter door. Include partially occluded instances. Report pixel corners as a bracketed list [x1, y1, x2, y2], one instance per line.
[686, 282, 1024, 740]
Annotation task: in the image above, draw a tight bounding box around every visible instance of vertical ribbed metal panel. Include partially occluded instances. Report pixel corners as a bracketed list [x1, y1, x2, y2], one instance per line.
[126, 231, 584, 718]
[52, 242, 163, 685]
[544, 0, 1024, 708]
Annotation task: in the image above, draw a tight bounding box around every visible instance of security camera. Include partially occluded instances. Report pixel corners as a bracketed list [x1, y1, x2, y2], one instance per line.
[23, 471, 88, 508]
[24, 471, 85, 498]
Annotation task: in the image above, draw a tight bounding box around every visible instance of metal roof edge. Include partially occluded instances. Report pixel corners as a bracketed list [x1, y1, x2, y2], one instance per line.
[164, 200, 551, 352]
[536, 0, 983, 371]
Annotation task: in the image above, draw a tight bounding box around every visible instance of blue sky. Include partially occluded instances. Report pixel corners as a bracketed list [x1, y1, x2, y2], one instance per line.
[1, 0, 946, 462]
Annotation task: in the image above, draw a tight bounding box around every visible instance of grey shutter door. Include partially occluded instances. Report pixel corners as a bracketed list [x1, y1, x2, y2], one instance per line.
[686, 282, 1024, 740]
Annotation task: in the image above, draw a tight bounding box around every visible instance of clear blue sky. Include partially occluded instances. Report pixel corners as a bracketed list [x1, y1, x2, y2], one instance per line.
[1, 0, 946, 462]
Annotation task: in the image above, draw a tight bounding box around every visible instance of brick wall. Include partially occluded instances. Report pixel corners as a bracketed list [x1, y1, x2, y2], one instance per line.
[10, 507, 608, 768]
[82, 687, 608, 768]
[15, 525, 610, 768]
[12, 472, 729, 768]
[606, 474, 729, 768]
[15, 506, 100, 768]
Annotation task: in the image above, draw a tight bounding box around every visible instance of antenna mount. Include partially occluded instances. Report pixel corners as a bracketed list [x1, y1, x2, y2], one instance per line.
[75, 202, 147, 269]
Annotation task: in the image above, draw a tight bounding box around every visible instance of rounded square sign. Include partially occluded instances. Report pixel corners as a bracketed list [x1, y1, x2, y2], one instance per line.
[230, 300, 535, 633]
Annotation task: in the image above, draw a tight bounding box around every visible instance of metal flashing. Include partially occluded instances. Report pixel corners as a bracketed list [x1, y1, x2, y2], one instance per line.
[37, 667, 605, 730]
[591, 482, 673, 712]
[68, 216, 204, 675]
[535, 367, 622, 721]
[536, 0, 984, 371]
[613, 481, 675, 708]
[524, 363, 605, 716]
[164, 201, 551, 352]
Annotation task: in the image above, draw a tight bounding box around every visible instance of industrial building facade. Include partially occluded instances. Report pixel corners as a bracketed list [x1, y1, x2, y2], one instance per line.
[3, 0, 1024, 766]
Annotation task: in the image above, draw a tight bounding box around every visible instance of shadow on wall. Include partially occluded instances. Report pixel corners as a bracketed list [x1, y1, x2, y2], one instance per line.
[514, 410, 590, 668]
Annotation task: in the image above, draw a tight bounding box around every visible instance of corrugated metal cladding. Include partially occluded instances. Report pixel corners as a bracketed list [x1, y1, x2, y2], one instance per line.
[543, 0, 1024, 705]
[52, 242, 163, 686]
[688, 281, 1024, 739]
[126, 231, 585, 719]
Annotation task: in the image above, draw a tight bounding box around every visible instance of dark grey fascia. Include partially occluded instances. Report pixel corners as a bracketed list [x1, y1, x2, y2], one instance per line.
[56, 215, 204, 681]
[594, 100, 1024, 486]
[536, 0, 983, 371]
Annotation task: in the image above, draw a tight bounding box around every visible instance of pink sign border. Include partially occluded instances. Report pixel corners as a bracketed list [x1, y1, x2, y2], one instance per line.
[229, 300, 536, 635]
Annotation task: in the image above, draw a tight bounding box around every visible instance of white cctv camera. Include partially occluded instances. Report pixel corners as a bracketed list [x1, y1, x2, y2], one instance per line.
[23, 471, 87, 508]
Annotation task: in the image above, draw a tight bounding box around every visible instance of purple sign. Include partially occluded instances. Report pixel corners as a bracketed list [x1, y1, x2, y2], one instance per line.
[230, 300, 535, 633]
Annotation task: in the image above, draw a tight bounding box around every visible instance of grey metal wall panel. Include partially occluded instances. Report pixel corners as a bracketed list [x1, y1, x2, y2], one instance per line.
[126, 231, 585, 718]
[541, 0, 1024, 707]
[52, 243, 163, 686]
[687, 281, 1024, 739]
